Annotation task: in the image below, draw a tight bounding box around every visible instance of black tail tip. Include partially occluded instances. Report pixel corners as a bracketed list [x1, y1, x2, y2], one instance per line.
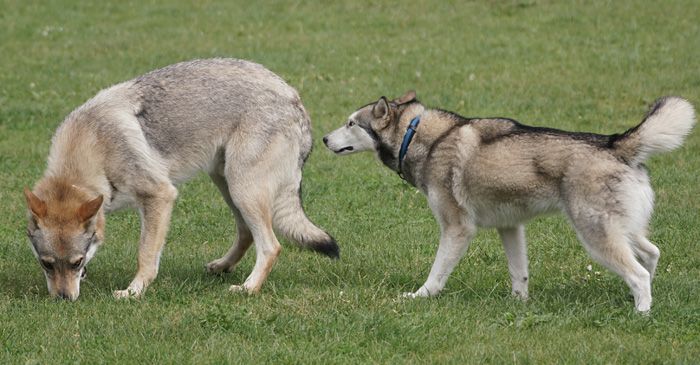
[311, 238, 340, 259]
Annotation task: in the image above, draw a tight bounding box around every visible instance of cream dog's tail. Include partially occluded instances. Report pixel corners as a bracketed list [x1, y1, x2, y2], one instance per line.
[272, 186, 339, 259]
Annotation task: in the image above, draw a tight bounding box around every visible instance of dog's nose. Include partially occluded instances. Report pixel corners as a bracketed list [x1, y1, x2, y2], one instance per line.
[322, 136, 329, 145]
[56, 290, 78, 301]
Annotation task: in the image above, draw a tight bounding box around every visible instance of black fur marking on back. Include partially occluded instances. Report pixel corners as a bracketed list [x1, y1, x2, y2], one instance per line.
[504, 123, 615, 148]
[439, 107, 617, 149]
[613, 97, 671, 145]
[309, 237, 340, 259]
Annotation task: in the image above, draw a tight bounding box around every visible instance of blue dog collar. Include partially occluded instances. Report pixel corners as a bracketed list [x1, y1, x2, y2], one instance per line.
[398, 115, 421, 179]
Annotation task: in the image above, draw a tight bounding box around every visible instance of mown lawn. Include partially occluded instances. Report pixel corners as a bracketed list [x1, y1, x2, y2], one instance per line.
[1, 0, 699, 363]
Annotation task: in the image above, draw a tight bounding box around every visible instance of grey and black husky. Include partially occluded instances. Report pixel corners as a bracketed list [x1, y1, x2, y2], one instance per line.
[24, 58, 338, 300]
[324, 91, 694, 312]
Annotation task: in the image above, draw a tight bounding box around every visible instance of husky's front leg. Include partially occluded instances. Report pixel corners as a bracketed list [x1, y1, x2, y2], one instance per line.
[404, 191, 475, 298]
[498, 225, 529, 300]
[114, 185, 177, 299]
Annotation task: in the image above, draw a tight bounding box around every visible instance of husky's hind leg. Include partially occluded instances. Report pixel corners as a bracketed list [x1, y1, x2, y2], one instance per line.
[570, 215, 652, 312]
[205, 172, 253, 274]
[629, 234, 660, 279]
[498, 225, 529, 300]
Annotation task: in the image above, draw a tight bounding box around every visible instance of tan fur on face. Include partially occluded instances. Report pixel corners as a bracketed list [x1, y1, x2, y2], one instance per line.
[28, 177, 105, 237]
[25, 177, 104, 300]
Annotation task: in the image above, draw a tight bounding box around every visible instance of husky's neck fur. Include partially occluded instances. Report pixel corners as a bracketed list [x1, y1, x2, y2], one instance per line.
[377, 103, 460, 188]
[375, 103, 422, 173]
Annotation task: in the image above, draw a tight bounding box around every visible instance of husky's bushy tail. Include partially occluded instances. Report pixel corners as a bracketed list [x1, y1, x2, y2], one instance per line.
[614, 97, 696, 166]
[272, 185, 339, 259]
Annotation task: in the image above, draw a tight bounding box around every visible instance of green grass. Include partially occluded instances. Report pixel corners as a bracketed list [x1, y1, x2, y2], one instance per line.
[2, 0, 700, 363]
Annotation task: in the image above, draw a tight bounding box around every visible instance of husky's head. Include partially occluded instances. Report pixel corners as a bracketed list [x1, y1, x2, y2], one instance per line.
[23, 180, 104, 301]
[323, 90, 419, 157]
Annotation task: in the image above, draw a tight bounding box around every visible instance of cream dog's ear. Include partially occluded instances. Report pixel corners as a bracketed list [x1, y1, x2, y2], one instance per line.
[77, 195, 104, 222]
[24, 187, 47, 219]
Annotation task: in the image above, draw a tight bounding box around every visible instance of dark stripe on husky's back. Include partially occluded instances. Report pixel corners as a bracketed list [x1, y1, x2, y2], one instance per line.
[504, 122, 616, 148]
[437, 109, 616, 149]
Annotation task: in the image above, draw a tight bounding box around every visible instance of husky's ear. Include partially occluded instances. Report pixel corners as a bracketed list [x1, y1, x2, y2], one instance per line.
[77, 195, 103, 222]
[394, 90, 417, 105]
[372, 96, 390, 119]
[24, 187, 47, 219]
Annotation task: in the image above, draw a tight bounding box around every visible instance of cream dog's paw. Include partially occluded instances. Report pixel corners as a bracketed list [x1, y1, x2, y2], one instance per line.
[113, 285, 143, 299]
[205, 259, 233, 274]
[113, 288, 139, 299]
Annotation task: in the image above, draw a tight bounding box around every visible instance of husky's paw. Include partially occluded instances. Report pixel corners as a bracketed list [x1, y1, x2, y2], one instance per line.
[205, 259, 233, 274]
[113, 288, 141, 299]
[512, 290, 529, 301]
[635, 303, 651, 314]
[402, 287, 431, 299]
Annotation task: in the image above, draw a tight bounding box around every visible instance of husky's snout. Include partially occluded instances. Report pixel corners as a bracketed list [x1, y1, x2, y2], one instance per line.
[323, 135, 354, 153]
[323, 123, 374, 155]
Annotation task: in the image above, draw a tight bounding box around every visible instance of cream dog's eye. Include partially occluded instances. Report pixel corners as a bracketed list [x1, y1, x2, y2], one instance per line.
[348, 121, 355, 127]
[71, 257, 84, 270]
[41, 260, 54, 271]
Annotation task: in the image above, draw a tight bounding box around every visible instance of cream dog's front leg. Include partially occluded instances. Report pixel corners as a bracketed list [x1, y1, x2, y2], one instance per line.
[114, 185, 177, 299]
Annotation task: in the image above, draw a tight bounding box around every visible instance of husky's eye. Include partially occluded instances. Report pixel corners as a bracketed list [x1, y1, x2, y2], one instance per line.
[348, 121, 355, 127]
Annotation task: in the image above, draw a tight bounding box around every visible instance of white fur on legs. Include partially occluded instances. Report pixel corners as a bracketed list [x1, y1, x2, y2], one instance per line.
[498, 225, 529, 300]
[404, 192, 475, 298]
[404, 225, 473, 298]
[576, 227, 653, 312]
[630, 234, 660, 279]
